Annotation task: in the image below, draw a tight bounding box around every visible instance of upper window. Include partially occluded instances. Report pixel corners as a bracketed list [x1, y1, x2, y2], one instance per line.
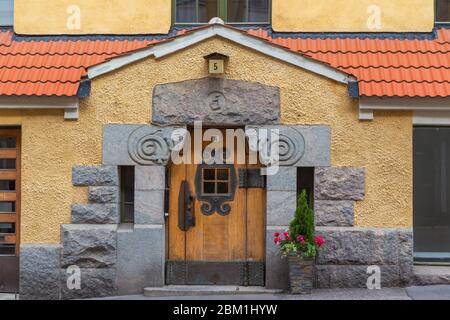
[436, 0, 450, 23]
[174, 0, 270, 24]
[0, 0, 13, 26]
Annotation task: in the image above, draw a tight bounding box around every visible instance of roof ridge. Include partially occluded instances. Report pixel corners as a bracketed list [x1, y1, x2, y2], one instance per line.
[0, 52, 123, 56]
[0, 66, 85, 69]
[0, 80, 80, 84]
[359, 80, 450, 84]
[338, 66, 450, 70]
[300, 49, 450, 54]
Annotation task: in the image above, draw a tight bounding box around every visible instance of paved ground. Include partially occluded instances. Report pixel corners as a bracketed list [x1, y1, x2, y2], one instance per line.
[94, 285, 450, 300]
[3, 285, 450, 300]
[0, 293, 18, 300]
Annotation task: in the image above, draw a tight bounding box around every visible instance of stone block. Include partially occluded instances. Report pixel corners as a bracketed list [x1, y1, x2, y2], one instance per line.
[267, 191, 297, 226]
[246, 125, 331, 167]
[88, 186, 119, 204]
[265, 227, 289, 290]
[19, 244, 61, 300]
[314, 200, 354, 227]
[398, 229, 414, 284]
[61, 224, 117, 268]
[153, 78, 280, 126]
[315, 265, 402, 288]
[315, 167, 365, 200]
[60, 268, 117, 299]
[102, 124, 186, 166]
[267, 167, 297, 191]
[72, 166, 118, 186]
[316, 227, 399, 265]
[117, 225, 165, 294]
[135, 166, 165, 190]
[317, 228, 413, 265]
[134, 190, 165, 225]
[71, 204, 119, 224]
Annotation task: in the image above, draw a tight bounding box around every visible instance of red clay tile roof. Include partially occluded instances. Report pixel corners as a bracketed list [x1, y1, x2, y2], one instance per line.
[0, 26, 449, 97]
[248, 28, 450, 98]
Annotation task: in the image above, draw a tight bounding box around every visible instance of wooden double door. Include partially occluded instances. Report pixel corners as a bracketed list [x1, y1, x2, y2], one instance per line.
[167, 129, 266, 285]
[0, 129, 20, 293]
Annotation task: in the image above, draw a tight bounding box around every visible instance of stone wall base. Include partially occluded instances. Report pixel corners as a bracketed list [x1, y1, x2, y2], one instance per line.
[315, 227, 413, 288]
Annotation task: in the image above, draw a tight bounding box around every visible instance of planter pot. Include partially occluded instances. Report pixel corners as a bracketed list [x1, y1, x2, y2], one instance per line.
[288, 255, 314, 294]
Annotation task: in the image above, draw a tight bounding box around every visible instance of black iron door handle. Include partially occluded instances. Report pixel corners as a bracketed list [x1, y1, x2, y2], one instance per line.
[178, 180, 195, 231]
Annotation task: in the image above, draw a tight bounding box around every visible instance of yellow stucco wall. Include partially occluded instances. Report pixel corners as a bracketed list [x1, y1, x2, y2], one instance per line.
[0, 37, 412, 244]
[272, 0, 435, 32]
[14, 0, 171, 35]
[14, 0, 434, 34]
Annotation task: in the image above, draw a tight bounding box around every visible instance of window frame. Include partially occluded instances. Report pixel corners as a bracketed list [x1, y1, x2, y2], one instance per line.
[172, 0, 272, 25]
[201, 167, 231, 196]
[120, 166, 135, 224]
[435, 0, 450, 24]
[0, 0, 14, 27]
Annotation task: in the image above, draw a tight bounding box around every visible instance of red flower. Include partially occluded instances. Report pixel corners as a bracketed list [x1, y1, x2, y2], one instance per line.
[274, 237, 282, 245]
[283, 231, 289, 237]
[274, 232, 280, 238]
[314, 236, 325, 247]
[297, 235, 305, 243]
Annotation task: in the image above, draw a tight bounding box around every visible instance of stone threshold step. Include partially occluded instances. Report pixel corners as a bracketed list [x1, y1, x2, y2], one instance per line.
[414, 266, 450, 286]
[144, 286, 283, 297]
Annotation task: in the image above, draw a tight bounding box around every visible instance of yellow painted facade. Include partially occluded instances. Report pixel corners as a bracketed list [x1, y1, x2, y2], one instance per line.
[14, 0, 172, 35]
[14, 0, 435, 35]
[0, 37, 412, 244]
[272, 0, 435, 32]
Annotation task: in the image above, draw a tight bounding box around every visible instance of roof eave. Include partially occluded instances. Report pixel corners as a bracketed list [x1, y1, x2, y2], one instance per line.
[87, 24, 351, 85]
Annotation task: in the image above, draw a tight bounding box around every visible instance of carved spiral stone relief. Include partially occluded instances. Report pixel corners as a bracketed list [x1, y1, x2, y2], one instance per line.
[247, 126, 306, 167]
[277, 127, 306, 166]
[128, 126, 171, 165]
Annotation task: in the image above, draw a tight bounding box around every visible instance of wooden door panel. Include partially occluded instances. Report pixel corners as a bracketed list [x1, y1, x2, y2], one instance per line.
[246, 188, 266, 261]
[0, 129, 20, 293]
[168, 162, 186, 260]
[0, 149, 16, 159]
[0, 129, 20, 256]
[0, 192, 16, 201]
[246, 162, 266, 261]
[0, 170, 16, 180]
[202, 222, 228, 260]
[168, 128, 265, 267]
[228, 161, 246, 261]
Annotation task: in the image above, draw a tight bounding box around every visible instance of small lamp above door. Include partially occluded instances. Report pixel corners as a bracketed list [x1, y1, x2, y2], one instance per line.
[204, 53, 229, 75]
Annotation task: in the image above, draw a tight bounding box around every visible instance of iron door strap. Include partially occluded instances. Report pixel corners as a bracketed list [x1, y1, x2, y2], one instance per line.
[239, 168, 266, 188]
[178, 180, 195, 231]
[166, 261, 265, 286]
